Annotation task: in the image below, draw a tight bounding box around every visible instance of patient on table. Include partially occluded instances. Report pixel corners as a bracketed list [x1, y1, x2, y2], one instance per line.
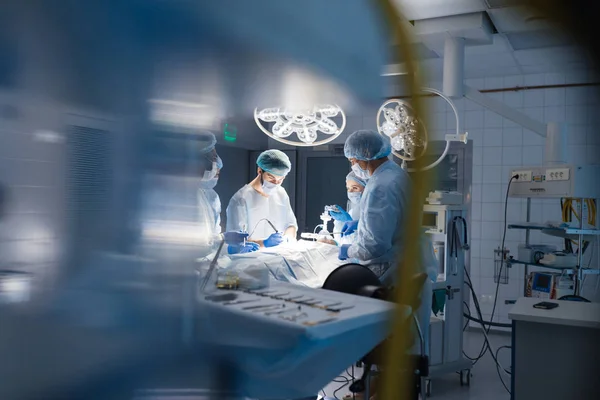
[204, 240, 345, 288]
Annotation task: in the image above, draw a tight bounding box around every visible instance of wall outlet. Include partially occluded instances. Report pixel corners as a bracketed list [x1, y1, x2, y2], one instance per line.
[512, 170, 532, 182]
[545, 167, 570, 181]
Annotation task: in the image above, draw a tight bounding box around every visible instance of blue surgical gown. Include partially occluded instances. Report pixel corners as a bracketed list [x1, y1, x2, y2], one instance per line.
[347, 160, 411, 265]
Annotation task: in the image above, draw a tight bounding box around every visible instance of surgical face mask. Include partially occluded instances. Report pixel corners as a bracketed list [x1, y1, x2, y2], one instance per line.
[261, 179, 279, 195]
[347, 191, 362, 204]
[199, 177, 218, 190]
[203, 162, 218, 181]
[351, 162, 370, 180]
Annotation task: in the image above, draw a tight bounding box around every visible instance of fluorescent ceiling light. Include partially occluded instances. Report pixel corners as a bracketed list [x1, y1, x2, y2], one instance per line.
[381, 64, 409, 76]
[148, 99, 210, 108]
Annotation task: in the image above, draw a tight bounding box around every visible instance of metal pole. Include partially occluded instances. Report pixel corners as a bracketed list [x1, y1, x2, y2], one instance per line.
[524, 198, 531, 296]
[575, 199, 584, 295]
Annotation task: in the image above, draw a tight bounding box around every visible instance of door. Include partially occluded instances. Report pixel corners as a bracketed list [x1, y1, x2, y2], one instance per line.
[297, 151, 350, 233]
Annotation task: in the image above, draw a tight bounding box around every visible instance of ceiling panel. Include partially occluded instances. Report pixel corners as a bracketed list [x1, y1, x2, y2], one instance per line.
[484, 0, 524, 9]
[514, 47, 588, 66]
[465, 65, 523, 78]
[393, 0, 486, 21]
[487, 6, 554, 32]
[464, 34, 511, 55]
[506, 30, 574, 51]
[465, 52, 518, 69]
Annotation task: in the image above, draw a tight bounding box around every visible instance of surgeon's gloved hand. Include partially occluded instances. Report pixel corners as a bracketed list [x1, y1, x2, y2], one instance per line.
[223, 231, 249, 245]
[263, 232, 284, 248]
[329, 205, 352, 222]
[227, 242, 259, 254]
[341, 220, 359, 237]
[338, 244, 351, 260]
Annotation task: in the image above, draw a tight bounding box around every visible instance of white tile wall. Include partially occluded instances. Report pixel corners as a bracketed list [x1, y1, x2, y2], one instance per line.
[466, 72, 600, 325]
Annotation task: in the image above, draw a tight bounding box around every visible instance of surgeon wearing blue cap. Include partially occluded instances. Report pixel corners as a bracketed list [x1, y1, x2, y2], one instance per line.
[226, 149, 298, 248]
[337, 130, 411, 281]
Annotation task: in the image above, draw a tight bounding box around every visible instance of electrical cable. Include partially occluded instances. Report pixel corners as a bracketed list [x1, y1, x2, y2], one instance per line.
[464, 266, 511, 393]
[489, 175, 517, 332]
[333, 381, 350, 400]
[248, 218, 278, 238]
[463, 301, 471, 331]
[495, 346, 512, 375]
[463, 313, 512, 328]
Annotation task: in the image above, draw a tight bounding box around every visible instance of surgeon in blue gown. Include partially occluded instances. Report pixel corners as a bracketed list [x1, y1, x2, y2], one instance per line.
[337, 130, 411, 283]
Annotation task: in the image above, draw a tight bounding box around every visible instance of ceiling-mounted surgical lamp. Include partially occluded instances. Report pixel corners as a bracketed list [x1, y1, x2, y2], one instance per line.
[254, 105, 346, 147]
[376, 87, 468, 171]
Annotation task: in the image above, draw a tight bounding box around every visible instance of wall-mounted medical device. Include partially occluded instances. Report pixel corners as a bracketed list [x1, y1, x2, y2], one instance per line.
[526, 271, 574, 300]
[508, 164, 600, 199]
[426, 190, 463, 205]
[423, 205, 465, 234]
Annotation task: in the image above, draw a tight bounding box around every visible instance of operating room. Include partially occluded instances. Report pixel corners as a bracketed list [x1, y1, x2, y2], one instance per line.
[1, 1, 600, 400]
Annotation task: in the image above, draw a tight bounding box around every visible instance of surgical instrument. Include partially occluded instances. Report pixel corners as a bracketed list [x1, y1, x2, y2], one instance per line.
[327, 305, 355, 312]
[265, 308, 299, 316]
[280, 312, 308, 322]
[297, 299, 322, 305]
[222, 299, 260, 306]
[281, 294, 306, 301]
[242, 303, 281, 310]
[247, 289, 278, 295]
[302, 317, 338, 326]
[251, 304, 285, 312]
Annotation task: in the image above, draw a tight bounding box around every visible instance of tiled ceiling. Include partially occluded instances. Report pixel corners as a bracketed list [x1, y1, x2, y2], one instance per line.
[390, 0, 590, 80]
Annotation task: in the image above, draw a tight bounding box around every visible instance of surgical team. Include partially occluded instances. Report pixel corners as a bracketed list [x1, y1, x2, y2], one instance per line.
[197, 128, 412, 282]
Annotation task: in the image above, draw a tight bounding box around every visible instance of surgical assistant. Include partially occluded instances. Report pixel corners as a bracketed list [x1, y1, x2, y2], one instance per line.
[196, 131, 258, 254]
[326, 171, 367, 245]
[226, 150, 298, 248]
[338, 130, 411, 281]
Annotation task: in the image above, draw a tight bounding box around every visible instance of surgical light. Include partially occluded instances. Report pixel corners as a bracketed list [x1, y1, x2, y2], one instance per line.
[376, 87, 468, 171]
[254, 105, 346, 147]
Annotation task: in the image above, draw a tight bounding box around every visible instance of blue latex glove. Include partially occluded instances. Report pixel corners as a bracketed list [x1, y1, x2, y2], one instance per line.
[329, 205, 352, 222]
[223, 231, 249, 245]
[341, 220, 359, 237]
[227, 242, 259, 254]
[264, 232, 284, 248]
[338, 244, 351, 260]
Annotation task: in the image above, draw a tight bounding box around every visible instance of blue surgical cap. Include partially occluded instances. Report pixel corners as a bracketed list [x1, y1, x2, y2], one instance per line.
[257, 149, 292, 176]
[346, 171, 367, 188]
[344, 129, 392, 161]
[197, 131, 217, 154]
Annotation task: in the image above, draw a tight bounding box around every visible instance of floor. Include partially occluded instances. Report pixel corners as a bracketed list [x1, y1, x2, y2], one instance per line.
[133, 330, 513, 400]
[321, 329, 512, 400]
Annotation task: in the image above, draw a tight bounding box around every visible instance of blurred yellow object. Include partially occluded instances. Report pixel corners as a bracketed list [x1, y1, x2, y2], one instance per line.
[374, 0, 432, 399]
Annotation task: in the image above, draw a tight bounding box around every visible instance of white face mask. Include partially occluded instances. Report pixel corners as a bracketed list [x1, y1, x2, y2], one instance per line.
[199, 177, 218, 190]
[203, 162, 218, 181]
[261, 179, 279, 195]
[347, 191, 362, 204]
[351, 163, 370, 180]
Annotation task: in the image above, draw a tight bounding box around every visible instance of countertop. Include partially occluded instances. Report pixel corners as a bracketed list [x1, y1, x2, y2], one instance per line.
[508, 297, 600, 329]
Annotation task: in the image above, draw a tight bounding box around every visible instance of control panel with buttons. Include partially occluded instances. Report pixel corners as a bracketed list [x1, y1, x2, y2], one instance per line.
[545, 167, 570, 181]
